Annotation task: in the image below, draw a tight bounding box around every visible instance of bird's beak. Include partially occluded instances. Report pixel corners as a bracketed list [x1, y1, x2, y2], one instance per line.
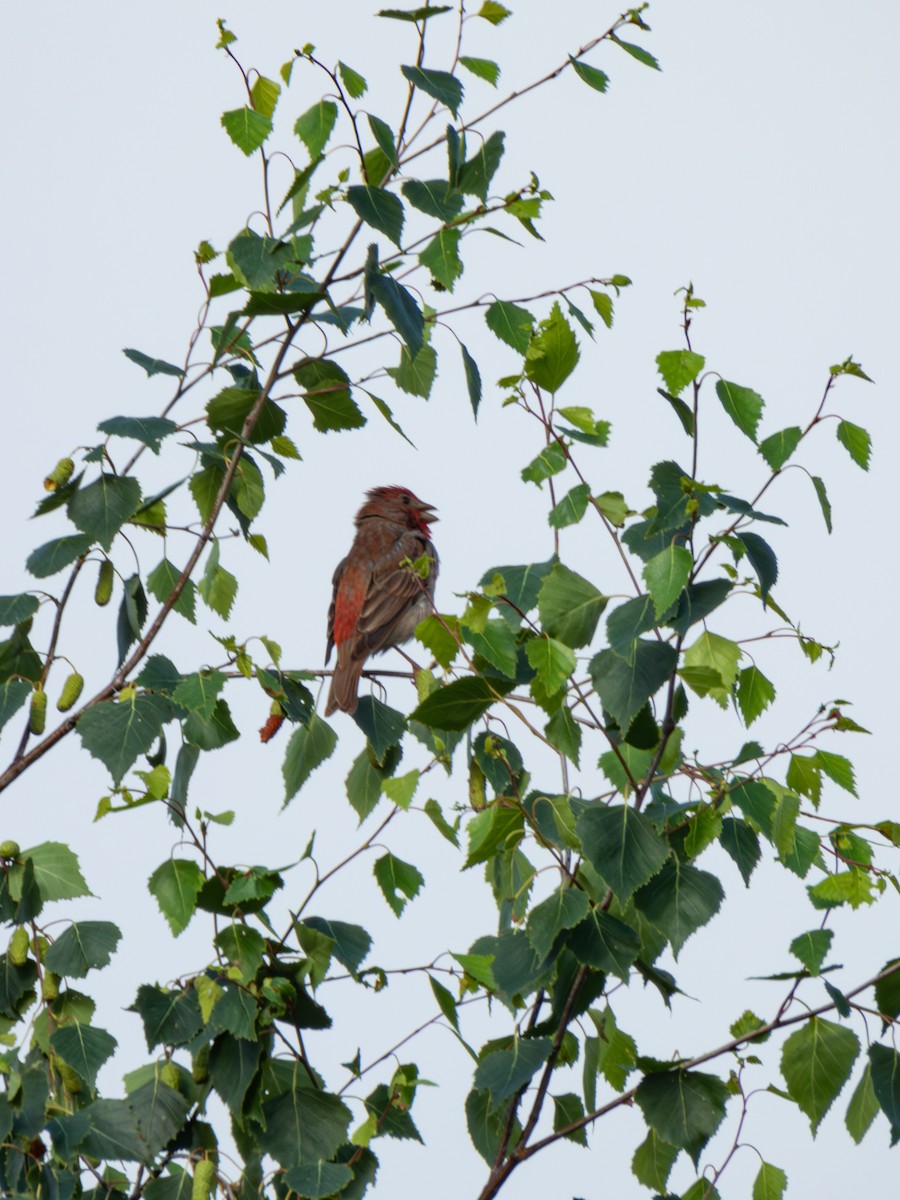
[419, 504, 439, 524]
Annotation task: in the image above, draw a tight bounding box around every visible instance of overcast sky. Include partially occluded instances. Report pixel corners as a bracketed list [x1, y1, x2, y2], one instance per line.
[2, 2, 900, 1197]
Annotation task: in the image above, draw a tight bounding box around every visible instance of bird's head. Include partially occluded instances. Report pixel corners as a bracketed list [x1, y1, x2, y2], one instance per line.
[357, 485, 438, 536]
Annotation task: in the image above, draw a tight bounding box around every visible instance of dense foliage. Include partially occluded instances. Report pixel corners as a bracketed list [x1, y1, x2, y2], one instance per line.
[0, 4, 896, 1199]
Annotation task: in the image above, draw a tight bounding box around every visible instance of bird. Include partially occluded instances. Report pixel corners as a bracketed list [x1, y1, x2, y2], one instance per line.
[325, 485, 439, 715]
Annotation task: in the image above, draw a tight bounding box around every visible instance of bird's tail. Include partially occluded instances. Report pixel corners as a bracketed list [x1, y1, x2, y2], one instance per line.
[325, 645, 365, 716]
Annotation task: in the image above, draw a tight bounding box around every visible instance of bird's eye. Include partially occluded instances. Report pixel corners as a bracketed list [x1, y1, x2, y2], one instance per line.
[401, 494, 410, 504]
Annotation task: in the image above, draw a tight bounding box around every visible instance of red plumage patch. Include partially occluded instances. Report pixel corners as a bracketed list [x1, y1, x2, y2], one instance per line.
[332, 578, 366, 645]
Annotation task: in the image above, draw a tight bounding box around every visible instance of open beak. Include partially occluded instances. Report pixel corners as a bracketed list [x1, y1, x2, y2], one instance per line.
[419, 504, 439, 524]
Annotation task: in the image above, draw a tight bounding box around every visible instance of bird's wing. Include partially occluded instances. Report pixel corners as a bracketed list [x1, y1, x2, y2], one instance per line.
[353, 531, 435, 655]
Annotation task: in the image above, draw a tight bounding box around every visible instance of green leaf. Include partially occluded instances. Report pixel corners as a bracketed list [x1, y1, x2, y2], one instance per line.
[171, 670, 226, 720]
[123, 347, 184, 377]
[373, 851, 424, 916]
[569, 55, 609, 92]
[736, 665, 776, 726]
[226, 231, 295, 293]
[753, 1166, 787, 1200]
[815, 749, 857, 796]
[131, 983, 202, 1050]
[251, 74, 280, 118]
[521, 441, 567, 485]
[45, 921, 121, 978]
[346, 184, 405, 245]
[0, 593, 40, 627]
[351, 695, 406, 763]
[567, 909, 640, 979]
[283, 713, 338, 803]
[415, 613, 460, 668]
[365, 117, 397, 175]
[365, 267, 424, 352]
[411, 675, 514, 730]
[301, 917, 371, 975]
[759, 426, 803, 471]
[830, 356, 874, 382]
[634, 857, 723, 957]
[808, 868, 873, 909]
[524, 636, 575, 695]
[538, 699, 579, 763]
[525, 301, 579, 392]
[548, 483, 591, 528]
[789, 929, 833, 976]
[198, 544, 238, 620]
[463, 618, 518, 678]
[525, 888, 589, 959]
[99, 416, 178, 454]
[206, 385, 286, 444]
[283, 1164, 353, 1200]
[116, 572, 147, 667]
[537, 563, 606, 648]
[874, 960, 900, 1027]
[486, 299, 534, 353]
[221, 106, 272, 155]
[632, 1128, 679, 1191]
[419, 227, 462, 289]
[635, 1069, 727, 1165]
[460, 343, 482, 419]
[338, 60, 367, 98]
[148, 860, 204, 936]
[656, 350, 704, 397]
[869, 1044, 900, 1144]
[787, 754, 822, 805]
[378, 5, 453, 20]
[846, 1062, 880, 1144]
[459, 56, 500, 86]
[720, 818, 760, 886]
[736, 531, 778, 602]
[387, 344, 438, 398]
[458, 130, 505, 201]
[482, 559, 554, 628]
[551, 1092, 587, 1145]
[464, 806, 524, 868]
[643, 543, 692, 617]
[836, 419, 871, 470]
[67, 475, 142, 551]
[146, 559, 196, 625]
[612, 35, 661, 70]
[585, 293, 613, 334]
[77, 694, 172, 786]
[474, 1036, 552, 1101]
[477, 0, 511, 23]
[402, 178, 464, 220]
[681, 630, 741, 706]
[575, 804, 670, 903]
[51, 1023, 117, 1088]
[295, 100, 338, 158]
[0, 677, 30, 733]
[400, 65, 463, 115]
[590, 641, 678, 733]
[781, 1017, 859, 1132]
[260, 1082, 351, 1167]
[294, 357, 365, 432]
[715, 379, 765, 442]
[9, 841, 89, 902]
[811, 475, 833, 533]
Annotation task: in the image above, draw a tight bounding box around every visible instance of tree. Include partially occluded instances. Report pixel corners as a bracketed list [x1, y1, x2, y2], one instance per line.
[0, 4, 896, 1199]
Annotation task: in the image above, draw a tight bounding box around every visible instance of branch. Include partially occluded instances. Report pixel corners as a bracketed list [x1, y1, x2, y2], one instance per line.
[522, 958, 900, 1157]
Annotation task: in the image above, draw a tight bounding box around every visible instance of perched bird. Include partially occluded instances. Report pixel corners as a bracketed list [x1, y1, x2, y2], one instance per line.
[325, 485, 439, 715]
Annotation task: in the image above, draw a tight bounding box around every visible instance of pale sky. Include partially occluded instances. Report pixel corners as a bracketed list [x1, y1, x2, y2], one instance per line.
[2, 2, 900, 1197]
